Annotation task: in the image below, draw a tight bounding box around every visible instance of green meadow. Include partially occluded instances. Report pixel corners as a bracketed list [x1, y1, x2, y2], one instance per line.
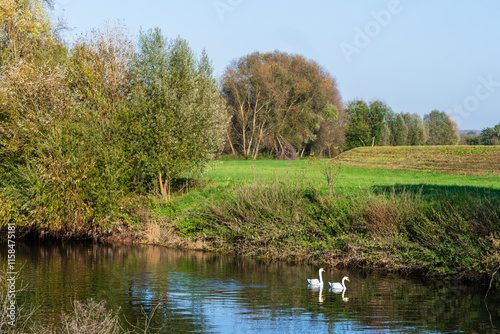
[201, 159, 500, 190]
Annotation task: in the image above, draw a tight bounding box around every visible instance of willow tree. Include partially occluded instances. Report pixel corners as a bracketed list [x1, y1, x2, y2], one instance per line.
[403, 112, 428, 145]
[345, 99, 389, 149]
[345, 100, 372, 148]
[424, 110, 459, 145]
[0, 0, 70, 165]
[126, 28, 226, 199]
[222, 51, 342, 159]
[0, 0, 55, 64]
[68, 23, 134, 117]
[393, 113, 409, 146]
[0, 0, 86, 231]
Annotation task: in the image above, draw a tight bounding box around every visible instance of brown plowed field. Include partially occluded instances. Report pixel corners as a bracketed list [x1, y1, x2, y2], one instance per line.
[334, 146, 500, 176]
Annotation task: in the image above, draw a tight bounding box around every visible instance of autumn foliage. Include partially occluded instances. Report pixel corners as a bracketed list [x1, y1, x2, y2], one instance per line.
[222, 51, 344, 159]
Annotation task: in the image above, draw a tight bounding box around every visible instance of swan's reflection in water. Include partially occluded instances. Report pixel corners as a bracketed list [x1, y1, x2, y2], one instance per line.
[308, 285, 350, 303]
[331, 288, 349, 302]
[308, 284, 325, 303]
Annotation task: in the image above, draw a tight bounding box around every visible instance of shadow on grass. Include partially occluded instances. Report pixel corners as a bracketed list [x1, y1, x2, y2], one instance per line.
[371, 184, 500, 200]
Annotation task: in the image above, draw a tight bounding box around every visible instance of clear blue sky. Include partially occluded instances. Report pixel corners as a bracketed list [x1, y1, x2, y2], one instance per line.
[51, 0, 500, 130]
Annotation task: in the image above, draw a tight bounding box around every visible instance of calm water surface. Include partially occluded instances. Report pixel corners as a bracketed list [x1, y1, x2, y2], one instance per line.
[1, 241, 498, 333]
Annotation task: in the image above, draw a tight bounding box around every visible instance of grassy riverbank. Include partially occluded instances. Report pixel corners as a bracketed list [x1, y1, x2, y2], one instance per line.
[3, 147, 500, 283]
[140, 148, 500, 283]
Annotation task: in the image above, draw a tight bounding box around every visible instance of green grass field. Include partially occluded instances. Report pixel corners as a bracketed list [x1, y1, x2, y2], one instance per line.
[201, 158, 500, 191]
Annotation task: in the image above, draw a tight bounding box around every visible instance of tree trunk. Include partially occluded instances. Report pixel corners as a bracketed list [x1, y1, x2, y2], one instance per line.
[252, 140, 260, 160]
[159, 172, 171, 201]
[226, 129, 236, 155]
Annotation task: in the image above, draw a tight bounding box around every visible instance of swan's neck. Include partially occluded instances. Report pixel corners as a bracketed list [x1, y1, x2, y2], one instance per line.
[341, 277, 346, 287]
[319, 270, 323, 283]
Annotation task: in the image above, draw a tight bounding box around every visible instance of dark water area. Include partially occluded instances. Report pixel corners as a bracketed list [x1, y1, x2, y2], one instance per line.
[1, 240, 498, 333]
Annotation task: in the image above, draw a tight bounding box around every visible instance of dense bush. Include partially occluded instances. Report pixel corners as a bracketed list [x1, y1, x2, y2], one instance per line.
[0, 2, 227, 236]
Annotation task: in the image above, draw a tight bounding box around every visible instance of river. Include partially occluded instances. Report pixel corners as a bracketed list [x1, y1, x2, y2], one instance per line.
[1, 240, 498, 333]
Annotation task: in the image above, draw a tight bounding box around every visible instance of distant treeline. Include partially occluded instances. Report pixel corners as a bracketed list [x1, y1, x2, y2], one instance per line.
[460, 125, 500, 146]
[343, 101, 459, 149]
[220, 57, 498, 158]
[342, 99, 499, 149]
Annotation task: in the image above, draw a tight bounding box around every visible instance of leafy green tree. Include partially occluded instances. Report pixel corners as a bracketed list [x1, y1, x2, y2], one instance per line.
[64, 24, 136, 217]
[126, 28, 227, 199]
[380, 121, 391, 146]
[478, 123, 500, 145]
[345, 99, 389, 149]
[393, 113, 409, 146]
[403, 113, 427, 145]
[0, 0, 66, 157]
[385, 110, 396, 146]
[345, 100, 371, 148]
[368, 100, 391, 146]
[311, 107, 347, 157]
[460, 134, 480, 145]
[0, 15, 141, 233]
[424, 110, 460, 145]
[0, 0, 93, 232]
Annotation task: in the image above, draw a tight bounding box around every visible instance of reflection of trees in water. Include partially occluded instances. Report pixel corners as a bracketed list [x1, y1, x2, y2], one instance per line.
[1, 242, 498, 333]
[0, 242, 210, 332]
[148, 250, 498, 333]
[320, 275, 499, 333]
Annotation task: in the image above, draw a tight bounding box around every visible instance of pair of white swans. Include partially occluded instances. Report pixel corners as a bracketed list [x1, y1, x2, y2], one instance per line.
[307, 268, 350, 290]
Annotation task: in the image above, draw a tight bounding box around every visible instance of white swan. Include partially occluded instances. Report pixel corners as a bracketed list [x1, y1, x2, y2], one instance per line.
[329, 276, 350, 290]
[307, 268, 325, 286]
